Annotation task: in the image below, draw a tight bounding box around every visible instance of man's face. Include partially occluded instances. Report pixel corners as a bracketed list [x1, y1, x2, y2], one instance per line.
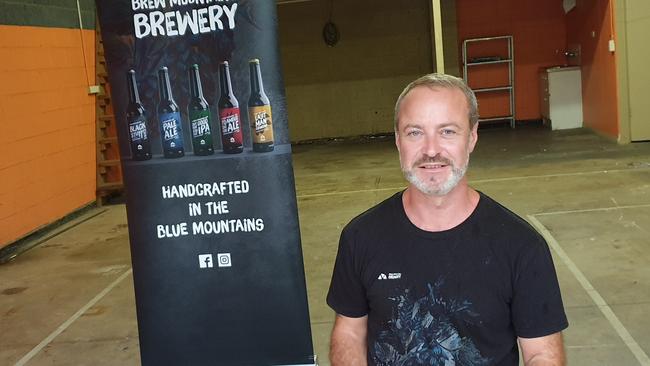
[395, 86, 478, 196]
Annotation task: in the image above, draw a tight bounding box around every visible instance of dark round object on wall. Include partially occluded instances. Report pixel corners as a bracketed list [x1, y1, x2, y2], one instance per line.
[323, 21, 339, 47]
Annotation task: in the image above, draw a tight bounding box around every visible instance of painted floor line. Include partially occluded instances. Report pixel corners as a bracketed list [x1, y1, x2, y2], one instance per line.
[296, 167, 647, 199]
[527, 215, 650, 366]
[297, 186, 404, 198]
[566, 344, 628, 349]
[470, 167, 649, 184]
[534, 203, 650, 217]
[14, 268, 133, 366]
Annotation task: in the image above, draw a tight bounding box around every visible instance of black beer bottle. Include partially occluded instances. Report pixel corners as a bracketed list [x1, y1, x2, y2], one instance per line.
[126, 70, 152, 161]
[157, 67, 185, 158]
[218, 61, 244, 154]
[248, 59, 274, 152]
[188, 64, 214, 156]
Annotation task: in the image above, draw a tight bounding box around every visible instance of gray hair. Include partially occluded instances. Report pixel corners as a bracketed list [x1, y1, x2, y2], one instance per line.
[394, 73, 479, 131]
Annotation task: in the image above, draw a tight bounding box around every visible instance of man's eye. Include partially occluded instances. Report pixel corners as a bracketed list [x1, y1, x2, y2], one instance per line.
[441, 129, 457, 135]
[407, 130, 422, 136]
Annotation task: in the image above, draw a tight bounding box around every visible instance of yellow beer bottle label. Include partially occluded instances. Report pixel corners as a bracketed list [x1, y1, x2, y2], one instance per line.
[249, 105, 273, 143]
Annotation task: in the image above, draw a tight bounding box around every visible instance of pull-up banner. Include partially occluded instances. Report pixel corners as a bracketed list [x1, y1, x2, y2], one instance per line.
[95, 1, 315, 365]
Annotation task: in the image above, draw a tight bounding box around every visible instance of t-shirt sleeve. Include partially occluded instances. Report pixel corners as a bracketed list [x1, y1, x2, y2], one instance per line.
[326, 227, 369, 318]
[511, 235, 569, 338]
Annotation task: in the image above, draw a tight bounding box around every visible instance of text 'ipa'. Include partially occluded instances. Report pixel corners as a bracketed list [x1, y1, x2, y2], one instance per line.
[218, 61, 243, 154]
[158, 67, 185, 158]
[188, 64, 214, 156]
[248, 59, 274, 152]
[126, 70, 152, 161]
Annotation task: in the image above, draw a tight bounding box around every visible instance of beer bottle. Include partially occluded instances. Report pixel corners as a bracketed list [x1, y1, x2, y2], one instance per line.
[188, 64, 214, 156]
[218, 61, 243, 154]
[248, 59, 274, 152]
[157, 66, 185, 158]
[126, 70, 152, 161]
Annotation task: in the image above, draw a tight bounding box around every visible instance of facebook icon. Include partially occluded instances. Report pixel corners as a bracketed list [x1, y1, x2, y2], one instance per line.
[198, 254, 213, 268]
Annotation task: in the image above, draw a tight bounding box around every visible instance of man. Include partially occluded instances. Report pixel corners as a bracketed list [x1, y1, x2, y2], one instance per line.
[327, 74, 568, 365]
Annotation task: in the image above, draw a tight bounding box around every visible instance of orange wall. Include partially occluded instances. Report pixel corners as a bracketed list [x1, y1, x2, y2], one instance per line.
[0, 25, 96, 247]
[566, 0, 618, 138]
[457, 0, 567, 121]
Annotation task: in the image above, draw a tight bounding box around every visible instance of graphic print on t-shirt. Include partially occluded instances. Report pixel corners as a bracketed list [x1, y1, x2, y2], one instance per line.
[372, 278, 490, 366]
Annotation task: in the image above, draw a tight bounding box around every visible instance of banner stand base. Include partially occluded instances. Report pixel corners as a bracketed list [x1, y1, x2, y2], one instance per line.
[275, 354, 318, 366]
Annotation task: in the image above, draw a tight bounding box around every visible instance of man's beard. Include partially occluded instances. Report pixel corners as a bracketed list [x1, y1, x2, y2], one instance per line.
[401, 154, 469, 196]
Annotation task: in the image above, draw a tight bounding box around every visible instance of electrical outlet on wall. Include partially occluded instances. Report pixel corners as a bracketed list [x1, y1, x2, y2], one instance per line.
[566, 43, 582, 66]
[88, 85, 101, 94]
[608, 39, 616, 52]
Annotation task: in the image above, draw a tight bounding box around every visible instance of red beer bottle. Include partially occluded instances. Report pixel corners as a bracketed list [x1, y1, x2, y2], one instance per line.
[217, 61, 243, 154]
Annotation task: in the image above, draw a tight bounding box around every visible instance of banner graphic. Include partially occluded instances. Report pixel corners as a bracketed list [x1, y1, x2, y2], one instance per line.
[95, 1, 315, 364]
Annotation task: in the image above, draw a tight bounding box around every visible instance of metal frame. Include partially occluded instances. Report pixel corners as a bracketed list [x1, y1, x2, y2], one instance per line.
[462, 35, 515, 128]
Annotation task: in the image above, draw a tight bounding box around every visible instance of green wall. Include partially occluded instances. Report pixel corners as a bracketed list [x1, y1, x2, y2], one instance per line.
[0, 0, 95, 28]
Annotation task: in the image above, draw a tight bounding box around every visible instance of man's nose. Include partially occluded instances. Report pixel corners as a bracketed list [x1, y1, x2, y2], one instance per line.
[423, 134, 441, 156]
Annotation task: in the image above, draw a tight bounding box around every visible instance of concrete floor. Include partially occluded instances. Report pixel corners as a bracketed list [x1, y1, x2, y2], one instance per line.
[2, 126, 650, 365]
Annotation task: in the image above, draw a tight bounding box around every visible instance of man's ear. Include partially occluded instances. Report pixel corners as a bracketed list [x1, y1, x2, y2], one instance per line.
[394, 130, 401, 152]
[468, 122, 479, 153]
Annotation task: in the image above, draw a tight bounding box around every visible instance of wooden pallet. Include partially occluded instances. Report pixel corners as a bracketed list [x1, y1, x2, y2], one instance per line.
[95, 21, 124, 206]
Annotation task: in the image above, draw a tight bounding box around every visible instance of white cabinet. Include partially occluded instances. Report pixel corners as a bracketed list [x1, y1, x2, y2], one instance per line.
[539, 67, 583, 130]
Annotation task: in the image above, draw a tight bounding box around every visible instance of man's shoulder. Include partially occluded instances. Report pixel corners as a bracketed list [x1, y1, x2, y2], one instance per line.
[343, 192, 402, 235]
[476, 192, 546, 244]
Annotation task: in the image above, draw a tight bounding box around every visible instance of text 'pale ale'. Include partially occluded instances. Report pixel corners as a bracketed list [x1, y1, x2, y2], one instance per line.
[158, 66, 185, 158]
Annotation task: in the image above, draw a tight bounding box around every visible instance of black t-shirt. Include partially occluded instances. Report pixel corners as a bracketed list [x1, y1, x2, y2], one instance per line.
[327, 191, 568, 365]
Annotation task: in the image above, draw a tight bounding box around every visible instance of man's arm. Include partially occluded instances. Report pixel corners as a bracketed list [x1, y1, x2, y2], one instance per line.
[519, 332, 565, 366]
[330, 314, 368, 366]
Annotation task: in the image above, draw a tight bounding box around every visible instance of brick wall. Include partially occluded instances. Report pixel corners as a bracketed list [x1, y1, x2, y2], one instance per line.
[457, 0, 568, 121]
[0, 0, 97, 247]
[566, 0, 618, 138]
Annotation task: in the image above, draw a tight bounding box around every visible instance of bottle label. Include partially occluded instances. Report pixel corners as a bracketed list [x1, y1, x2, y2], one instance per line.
[190, 110, 213, 154]
[160, 112, 184, 150]
[219, 107, 243, 147]
[190, 111, 212, 138]
[129, 118, 148, 143]
[249, 105, 273, 144]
